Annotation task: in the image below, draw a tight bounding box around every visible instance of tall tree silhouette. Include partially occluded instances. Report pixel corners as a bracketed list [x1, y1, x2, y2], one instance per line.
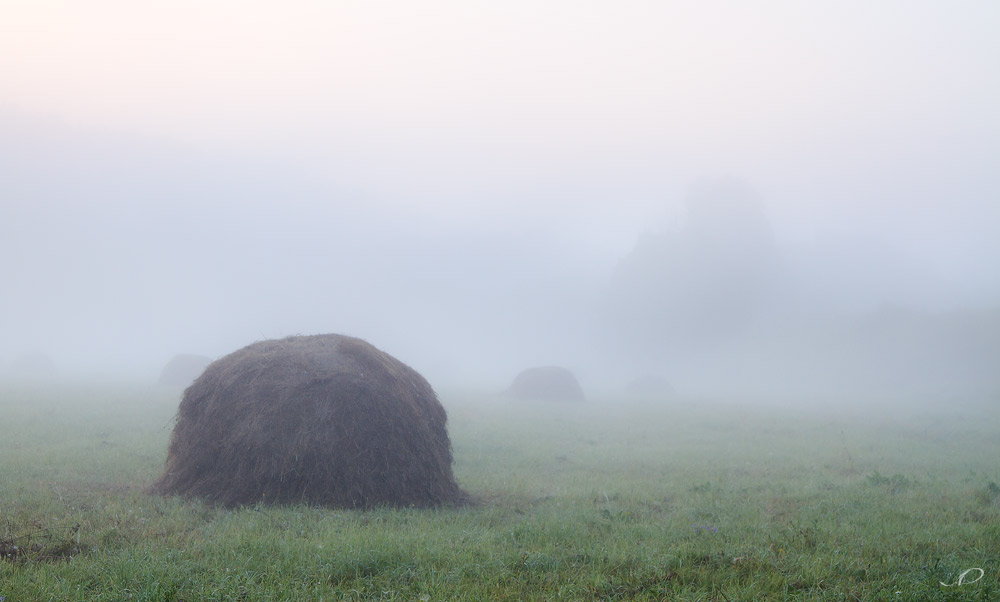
[603, 177, 780, 357]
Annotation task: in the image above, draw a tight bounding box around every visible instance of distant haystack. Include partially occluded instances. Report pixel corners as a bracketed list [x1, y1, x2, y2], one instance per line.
[151, 334, 466, 508]
[158, 354, 213, 387]
[7, 352, 57, 379]
[625, 374, 674, 398]
[505, 366, 585, 402]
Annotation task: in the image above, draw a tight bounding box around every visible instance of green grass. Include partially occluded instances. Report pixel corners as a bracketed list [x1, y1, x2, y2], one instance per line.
[1, 382, 998, 601]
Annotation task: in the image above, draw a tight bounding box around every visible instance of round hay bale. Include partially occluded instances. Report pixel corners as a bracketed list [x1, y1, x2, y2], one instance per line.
[158, 353, 213, 387]
[505, 366, 585, 402]
[150, 334, 466, 508]
[625, 374, 674, 397]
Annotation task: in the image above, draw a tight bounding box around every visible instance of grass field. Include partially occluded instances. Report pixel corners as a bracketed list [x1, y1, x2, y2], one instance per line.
[1, 382, 998, 601]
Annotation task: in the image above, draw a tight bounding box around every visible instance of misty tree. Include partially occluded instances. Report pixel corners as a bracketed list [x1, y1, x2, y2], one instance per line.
[602, 177, 781, 357]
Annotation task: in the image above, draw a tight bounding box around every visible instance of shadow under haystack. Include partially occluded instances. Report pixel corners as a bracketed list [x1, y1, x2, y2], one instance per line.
[158, 353, 212, 387]
[505, 366, 585, 402]
[151, 334, 466, 509]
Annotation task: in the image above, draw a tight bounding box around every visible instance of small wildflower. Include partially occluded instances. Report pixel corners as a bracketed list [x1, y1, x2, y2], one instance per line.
[712, 526, 718, 533]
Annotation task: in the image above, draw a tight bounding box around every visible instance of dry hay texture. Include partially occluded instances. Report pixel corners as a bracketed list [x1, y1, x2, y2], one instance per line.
[158, 353, 213, 387]
[505, 366, 586, 402]
[151, 334, 466, 509]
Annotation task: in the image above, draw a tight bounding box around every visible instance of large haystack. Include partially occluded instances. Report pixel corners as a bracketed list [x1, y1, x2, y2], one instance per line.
[151, 334, 466, 508]
[505, 366, 585, 402]
[158, 353, 212, 387]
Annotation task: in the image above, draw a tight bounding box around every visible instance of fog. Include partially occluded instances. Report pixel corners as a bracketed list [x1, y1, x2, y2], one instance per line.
[2, 1, 998, 400]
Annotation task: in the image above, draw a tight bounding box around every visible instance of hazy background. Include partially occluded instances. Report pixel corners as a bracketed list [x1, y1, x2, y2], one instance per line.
[2, 1, 998, 398]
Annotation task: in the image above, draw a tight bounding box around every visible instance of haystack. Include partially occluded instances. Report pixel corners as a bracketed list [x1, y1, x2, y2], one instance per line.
[150, 334, 466, 508]
[158, 353, 212, 387]
[505, 366, 585, 402]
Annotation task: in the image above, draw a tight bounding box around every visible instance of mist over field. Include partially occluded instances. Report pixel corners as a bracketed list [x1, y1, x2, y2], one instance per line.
[2, 1, 998, 401]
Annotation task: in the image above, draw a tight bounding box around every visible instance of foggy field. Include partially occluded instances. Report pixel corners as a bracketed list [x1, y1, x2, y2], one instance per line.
[3, 3, 998, 599]
[1, 384, 998, 601]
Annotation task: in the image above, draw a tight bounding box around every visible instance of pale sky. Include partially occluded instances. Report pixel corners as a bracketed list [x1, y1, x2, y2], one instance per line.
[2, 1, 999, 385]
[5, 2, 996, 139]
[0, 0, 1000, 202]
[4, 1, 997, 231]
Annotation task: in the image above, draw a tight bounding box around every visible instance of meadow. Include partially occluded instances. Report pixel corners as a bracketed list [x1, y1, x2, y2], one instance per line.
[1, 382, 998, 601]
